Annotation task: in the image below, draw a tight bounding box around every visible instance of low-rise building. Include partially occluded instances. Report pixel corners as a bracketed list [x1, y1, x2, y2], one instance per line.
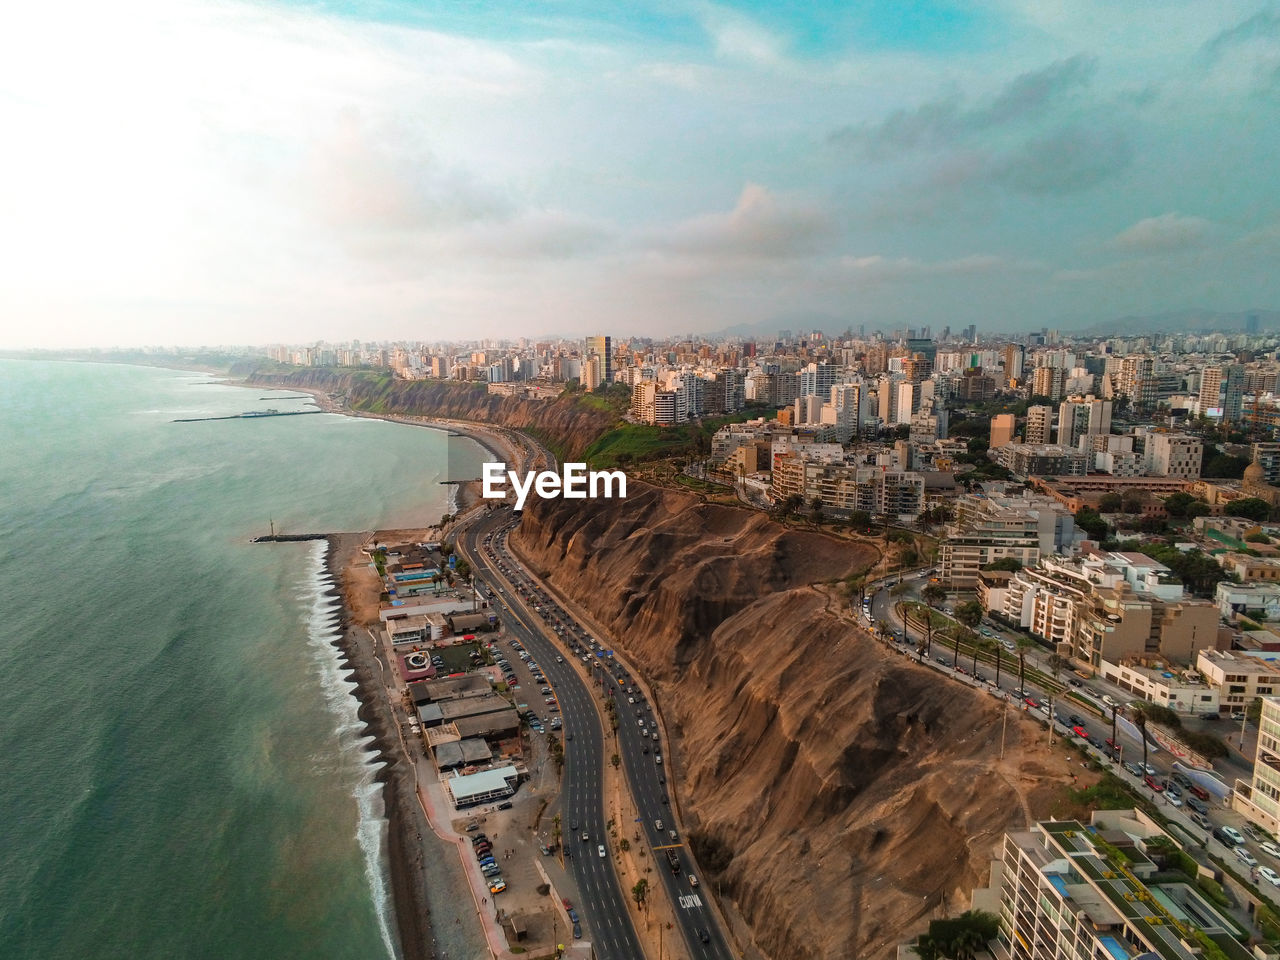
[1097, 661, 1219, 715]
[1197, 649, 1280, 716]
[1216, 580, 1280, 622]
[772, 452, 925, 519]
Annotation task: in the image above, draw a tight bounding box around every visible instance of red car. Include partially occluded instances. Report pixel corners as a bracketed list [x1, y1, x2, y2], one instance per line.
[1024, 697, 1040, 709]
[1144, 775, 1164, 792]
[1105, 738, 1118, 750]
[1072, 726, 1088, 738]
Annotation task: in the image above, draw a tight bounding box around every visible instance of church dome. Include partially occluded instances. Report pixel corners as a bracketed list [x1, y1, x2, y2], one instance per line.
[1245, 459, 1265, 482]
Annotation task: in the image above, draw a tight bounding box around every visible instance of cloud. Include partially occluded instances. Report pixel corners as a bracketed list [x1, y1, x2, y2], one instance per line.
[654, 184, 833, 259]
[297, 108, 511, 235]
[837, 253, 1045, 282]
[693, 3, 784, 66]
[1203, 6, 1280, 57]
[1106, 213, 1212, 252]
[991, 125, 1133, 194]
[828, 54, 1097, 155]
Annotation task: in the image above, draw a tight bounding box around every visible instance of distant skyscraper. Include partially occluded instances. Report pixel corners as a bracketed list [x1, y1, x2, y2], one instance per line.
[1057, 395, 1112, 448]
[585, 335, 612, 383]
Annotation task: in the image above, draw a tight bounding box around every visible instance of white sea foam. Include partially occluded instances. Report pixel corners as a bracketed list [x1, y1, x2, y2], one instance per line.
[301, 539, 399, 960]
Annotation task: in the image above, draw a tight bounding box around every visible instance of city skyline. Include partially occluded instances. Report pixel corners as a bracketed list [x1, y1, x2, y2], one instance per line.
[3, 1, 1280, 348]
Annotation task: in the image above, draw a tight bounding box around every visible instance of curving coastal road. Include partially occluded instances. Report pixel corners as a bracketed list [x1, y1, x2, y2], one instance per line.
[458, 504, 736, 960]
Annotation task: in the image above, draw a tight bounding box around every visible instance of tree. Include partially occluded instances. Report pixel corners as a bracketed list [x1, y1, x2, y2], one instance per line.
[1227, 497, 1270, 521]
[955, 600, 984, 630]
[1015, 636, 1036, 695]
[1099, 492, 1124, 513]
[1248, 697, 1264, 723]
[992, 637, 1004, 687]
[1075, 508, 1110, 541]
[952, 626, 975, 672]
[1163, 491, 1198, 518]
[1120, 489, 1148, 515]
[1130, 703, 1151, 774]
[1110, 704, 1119, 752]
[921, 583, 948, 607]
[810, 496, 825, 525]
[631, 878, 649, 912]
[971, 632, 990, 675]
[980, 556, 1023, 573]
[611, 753, 621, 769]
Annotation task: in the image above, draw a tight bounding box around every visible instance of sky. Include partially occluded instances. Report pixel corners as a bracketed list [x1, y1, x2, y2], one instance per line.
[2, 0, 1280, 348]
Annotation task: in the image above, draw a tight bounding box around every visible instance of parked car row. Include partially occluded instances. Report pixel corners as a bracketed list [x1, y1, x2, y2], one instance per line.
[471, 834, 507, 895]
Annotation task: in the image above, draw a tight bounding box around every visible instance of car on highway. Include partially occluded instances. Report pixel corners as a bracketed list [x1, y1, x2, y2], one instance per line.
[688, 874, 699, 887]
[1071, 725, 1088, 738]
[581, 832, 589, 842]
[597, 844, 606, 858]
[654, 819, 663, 831]
[1236, 847, 1258, 867]
[1261, 841, 1280, 859]
[1024, 697, 1040, 709]
[697, 929, 711, 944]
[1187, 796, 1208, 814]
[1191, 812, 1213, 830]
[1144, 775, 1163, 792]
[1261, 866, 1280, 887]
[1123, 761, 1144, 777]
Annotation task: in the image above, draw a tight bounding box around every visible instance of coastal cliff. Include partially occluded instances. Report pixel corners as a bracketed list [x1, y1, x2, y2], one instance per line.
[242, 369, 616, 461]
[512, 484, 1071, 959]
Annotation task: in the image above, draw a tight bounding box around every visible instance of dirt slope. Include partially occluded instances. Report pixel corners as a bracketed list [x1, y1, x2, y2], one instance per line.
[513, 483, 1072, 959]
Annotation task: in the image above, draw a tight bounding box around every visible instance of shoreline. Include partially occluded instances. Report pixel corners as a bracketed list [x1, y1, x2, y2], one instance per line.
[240, 376, 525, 960]
[319, 532, 434, 960]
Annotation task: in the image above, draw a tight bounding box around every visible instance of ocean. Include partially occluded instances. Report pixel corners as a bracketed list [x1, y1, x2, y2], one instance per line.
[0, 360, 487, 960]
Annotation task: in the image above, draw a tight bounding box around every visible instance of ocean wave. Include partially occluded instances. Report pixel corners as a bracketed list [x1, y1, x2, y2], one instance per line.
[301, 540, 398, 960]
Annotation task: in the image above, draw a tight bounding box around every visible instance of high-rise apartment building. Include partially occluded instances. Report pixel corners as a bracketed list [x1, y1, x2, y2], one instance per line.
[1002, 343, 1025, 385]
[1236, 696, 1280, 835]
[1115, 355, 1156, 408]
[1025, 405, 1054, 445]
[1057, 395, 1112, 449]
[1031, 365, 1065, 400]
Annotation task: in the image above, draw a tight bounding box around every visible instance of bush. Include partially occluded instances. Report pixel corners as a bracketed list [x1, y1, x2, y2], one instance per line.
[1196, 875, 1230, 907]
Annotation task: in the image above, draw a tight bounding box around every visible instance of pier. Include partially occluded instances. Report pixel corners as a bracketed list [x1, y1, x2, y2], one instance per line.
[172, 410, 324, 423]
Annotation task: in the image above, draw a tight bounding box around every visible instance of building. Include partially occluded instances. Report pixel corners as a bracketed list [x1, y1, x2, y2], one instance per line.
[998, 552, 1218, 672]
[771, 453, 925, 519]
[1057, 395, 1112, 449]
[1235, 696, 1280, 834]
[1145, 433, 1203, 479]
[1031, 365, 1065, 400]
[1002, 343, 1024, 385]
[1114, 354, 1156, 408]
[994, 443, 1089, 478]
[584, 335, 612, 383]
[1025, 405, 1054, 445]
[938, 492, 1076, 589]
[990, 413, 1016, 449]
[631, 381, 688, 425]
[1216, 580, 1280, 622]
[1198, 650, 1280, 717]
[1251, 442, 1280, 485]
[442, 766, 521, 808]
[985, 814, 1242, 960]
[1218, 552, 1280, 582]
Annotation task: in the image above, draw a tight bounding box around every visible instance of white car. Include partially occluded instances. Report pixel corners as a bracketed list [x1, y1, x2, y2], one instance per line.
[1260, 841, 1280, 859]
[597, 844, 606, 859]
[1222, 826, 1247, 846]
[1236, 846, 1258, 867]
[1261, 866, 1280, 887]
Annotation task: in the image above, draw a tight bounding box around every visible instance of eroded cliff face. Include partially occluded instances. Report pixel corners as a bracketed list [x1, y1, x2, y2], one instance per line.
[244, 369, 615, 460]
[514, 484, 1058, 959]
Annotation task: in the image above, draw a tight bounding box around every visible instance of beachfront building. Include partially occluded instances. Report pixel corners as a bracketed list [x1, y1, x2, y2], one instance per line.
[442, 766, 520, 808]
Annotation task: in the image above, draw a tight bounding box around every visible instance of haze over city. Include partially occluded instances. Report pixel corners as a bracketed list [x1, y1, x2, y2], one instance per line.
[3, 0, 1280, 348]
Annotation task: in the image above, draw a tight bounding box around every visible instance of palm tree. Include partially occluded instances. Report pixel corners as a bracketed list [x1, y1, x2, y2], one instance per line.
[971, 632, 991, 676]
[1131, 703, 1151, 774]
[951, 626, 972, 671]
[810, 496, 824, 525]
[1015, 636, 1035, 695]
[992, 638, 1004, 687]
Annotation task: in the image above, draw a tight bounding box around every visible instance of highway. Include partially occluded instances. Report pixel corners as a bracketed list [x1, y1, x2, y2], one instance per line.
[458, 509, 645, 959]
[460, 506, 736, 960]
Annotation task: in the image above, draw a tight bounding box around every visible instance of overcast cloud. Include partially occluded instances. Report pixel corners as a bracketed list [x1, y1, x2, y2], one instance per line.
[1, 0, 1279, 347]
